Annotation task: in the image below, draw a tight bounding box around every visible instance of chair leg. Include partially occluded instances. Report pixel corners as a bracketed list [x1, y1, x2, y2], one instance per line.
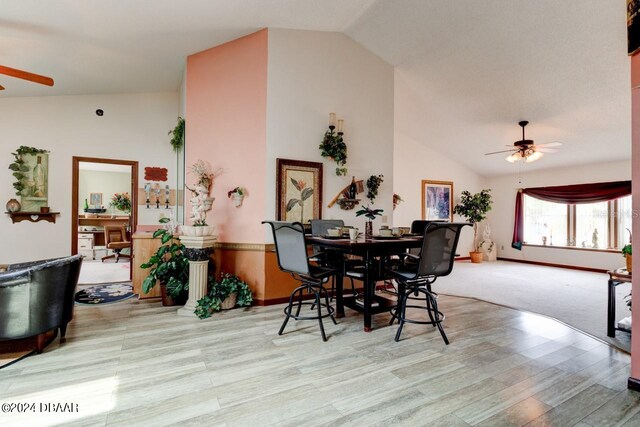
[60, 323, 68, 338]
[295, 286, 305, 317]
[279, 286, 302, 336]
[36, 333, 47, 354]
[424, 289, 436, 325]
[395, 291, 411, 342]
[320, 285, 337, 325]
[315, 290, 327, 341]
[390, 282, 405, 325]
[428, 292, 449, 345]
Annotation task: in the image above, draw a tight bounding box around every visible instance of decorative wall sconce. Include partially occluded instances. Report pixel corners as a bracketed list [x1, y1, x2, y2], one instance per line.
[320, 113, 348, 176]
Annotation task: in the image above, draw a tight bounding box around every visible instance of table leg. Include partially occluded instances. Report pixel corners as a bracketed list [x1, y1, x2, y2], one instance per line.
[335, 270, 345, 318]
[607, 279, 616, 337]
[363, 251, 372, 332]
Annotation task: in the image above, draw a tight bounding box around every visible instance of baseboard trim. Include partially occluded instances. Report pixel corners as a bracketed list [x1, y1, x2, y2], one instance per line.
[456, 257, 471, 261]
[497, 257, 608, 274]
[629, 377, 640, 392]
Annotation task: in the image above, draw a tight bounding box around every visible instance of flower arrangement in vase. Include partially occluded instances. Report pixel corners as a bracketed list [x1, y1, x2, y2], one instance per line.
[110, 192, 131, 214]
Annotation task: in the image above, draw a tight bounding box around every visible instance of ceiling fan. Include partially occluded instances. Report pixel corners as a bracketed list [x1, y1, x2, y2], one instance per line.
[0, 65, 54, 91]
[485, 121, 562, 163]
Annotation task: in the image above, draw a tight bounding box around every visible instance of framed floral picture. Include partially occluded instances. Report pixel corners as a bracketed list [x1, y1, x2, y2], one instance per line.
[276, 159, 323, 224]
[422, 180, 453, 222]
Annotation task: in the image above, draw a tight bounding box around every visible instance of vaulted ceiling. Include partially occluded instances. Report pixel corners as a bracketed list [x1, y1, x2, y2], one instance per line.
[1, 0, 630, 175]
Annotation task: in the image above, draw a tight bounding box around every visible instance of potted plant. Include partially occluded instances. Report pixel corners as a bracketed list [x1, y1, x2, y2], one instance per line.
[623, 244, 632, 273]
[168, 117, 185, 152]
[183, 160, 218, 236]
[195, 273, 253, 319]
[227, 187, 247, 207]
[453, 189, 493, 263]
[319, 120, 348, 176]
[356, 205, 384, 239]
[141, 218, 189, 305]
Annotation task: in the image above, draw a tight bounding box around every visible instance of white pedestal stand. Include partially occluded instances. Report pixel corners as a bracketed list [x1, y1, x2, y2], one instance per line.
[177, 235, 216, 317]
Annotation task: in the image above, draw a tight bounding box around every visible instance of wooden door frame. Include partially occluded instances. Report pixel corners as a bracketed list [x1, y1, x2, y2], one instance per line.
[71, 157, 138, 272]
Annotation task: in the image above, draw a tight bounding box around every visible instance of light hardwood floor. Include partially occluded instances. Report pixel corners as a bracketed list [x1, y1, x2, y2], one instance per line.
[0, 295, 638, 426]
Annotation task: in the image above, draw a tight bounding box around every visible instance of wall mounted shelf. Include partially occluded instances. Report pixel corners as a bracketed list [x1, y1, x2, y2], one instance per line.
[6, 211, 60, 224]
[327, 179, 365, 211]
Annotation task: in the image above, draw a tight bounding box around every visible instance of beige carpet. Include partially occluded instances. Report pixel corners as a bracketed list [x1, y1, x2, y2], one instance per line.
[436, 260, 631, 352]
[78, 259, 130, 284]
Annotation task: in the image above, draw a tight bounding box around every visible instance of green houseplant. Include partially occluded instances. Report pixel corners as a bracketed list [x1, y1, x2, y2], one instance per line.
[366, 174, 384, 203]
[169, 117, 185, 152]
[141, 218, 189, 305]
[453, 189, 493, 263]
[356, 205, 384, 239]
[195, 273, 253, 319]
[319, 130, 347, 176]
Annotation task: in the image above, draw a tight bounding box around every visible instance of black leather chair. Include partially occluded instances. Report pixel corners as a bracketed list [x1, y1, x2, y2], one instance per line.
[387, 222, 469, 344]
[263, 221, 337, 341]
[0, 255, 82, 352]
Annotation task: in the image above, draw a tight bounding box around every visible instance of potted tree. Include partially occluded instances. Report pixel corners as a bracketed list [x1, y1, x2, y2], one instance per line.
[141, 218, 189, 305]
[453, 189, 493, 263]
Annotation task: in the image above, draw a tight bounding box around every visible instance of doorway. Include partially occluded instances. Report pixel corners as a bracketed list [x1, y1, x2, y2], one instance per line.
[71, 157, 138, 284]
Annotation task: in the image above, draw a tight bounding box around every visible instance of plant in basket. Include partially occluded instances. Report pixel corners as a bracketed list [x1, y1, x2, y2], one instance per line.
[195, 273, 253, 319]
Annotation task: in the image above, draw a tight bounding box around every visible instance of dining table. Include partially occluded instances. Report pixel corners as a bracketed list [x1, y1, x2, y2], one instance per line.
[306, 234, 423, 332]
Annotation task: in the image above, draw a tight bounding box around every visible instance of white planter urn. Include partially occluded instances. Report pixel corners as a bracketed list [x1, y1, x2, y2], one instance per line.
[181, 225, 216, 237]
[232, 194, 244, 207]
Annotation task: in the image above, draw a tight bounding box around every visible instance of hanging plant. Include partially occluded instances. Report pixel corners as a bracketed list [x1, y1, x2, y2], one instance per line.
[168, 117, 185, 152]
[8, 146, 49, 196]
[319, 130, 347, 176]
[366, 174, 384, 203]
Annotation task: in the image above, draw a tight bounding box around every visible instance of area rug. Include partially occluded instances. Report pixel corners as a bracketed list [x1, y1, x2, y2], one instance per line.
[75, 282, 135, 305]
[435, 260, 632, 353]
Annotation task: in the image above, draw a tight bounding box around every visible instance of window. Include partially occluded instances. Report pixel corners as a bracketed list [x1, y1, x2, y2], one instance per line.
[523, 197, 568, 245]
[523, 195, 632, 250]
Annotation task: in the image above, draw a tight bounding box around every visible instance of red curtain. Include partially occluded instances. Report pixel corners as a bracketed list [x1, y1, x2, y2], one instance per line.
[511, 180, 631, 250]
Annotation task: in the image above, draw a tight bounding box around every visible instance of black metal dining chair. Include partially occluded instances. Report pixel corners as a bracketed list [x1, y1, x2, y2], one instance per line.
[263, 221, 337, 341]
[386, 222, 470, 344]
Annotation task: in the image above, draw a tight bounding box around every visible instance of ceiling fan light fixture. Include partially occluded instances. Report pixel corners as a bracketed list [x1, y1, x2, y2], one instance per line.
[525, 151, 544, 163]
[506, 152, 522, 163]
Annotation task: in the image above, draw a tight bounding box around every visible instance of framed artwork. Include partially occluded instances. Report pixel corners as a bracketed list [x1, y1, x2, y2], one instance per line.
[276, 158, 323, 224]
[422, 180, 453, 222]
[629, 0, 640, 55]
[89, 192, 103, 207]
[19, 152, 49, 212]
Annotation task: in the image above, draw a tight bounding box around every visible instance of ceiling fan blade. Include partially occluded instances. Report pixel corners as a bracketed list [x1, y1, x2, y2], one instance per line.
[485, 149, 518, 155]
[536, 141, 562, 148]
[0, 65, 54, 86]
[533, 147, 558, 153]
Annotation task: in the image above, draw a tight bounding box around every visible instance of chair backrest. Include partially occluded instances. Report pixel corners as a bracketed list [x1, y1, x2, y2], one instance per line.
[0, 255, 82, 339]
[416, 222, 470, 278]
[104, 225, 127, 245]
[310, 219, 345, 236]
[410, 219, 446, 234]
[263, 221, 310, 276]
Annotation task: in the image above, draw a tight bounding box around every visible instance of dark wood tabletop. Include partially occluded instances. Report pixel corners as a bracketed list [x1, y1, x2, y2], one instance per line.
[307, 235, 422, 254]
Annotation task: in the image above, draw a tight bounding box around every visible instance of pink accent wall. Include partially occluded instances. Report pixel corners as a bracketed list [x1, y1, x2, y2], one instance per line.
[186, 29, 268, 243]
[632, 64, 640, 379]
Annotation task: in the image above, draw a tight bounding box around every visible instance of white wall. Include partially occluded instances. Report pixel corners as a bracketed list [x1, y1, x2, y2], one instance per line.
[78, 170, 130, 214]
[0, 92, 179, 263]
[393, 70, 489, 255]
[393, 131, 488, 255]
[266, 29, 395, 237]
[487, 160, 632, 270]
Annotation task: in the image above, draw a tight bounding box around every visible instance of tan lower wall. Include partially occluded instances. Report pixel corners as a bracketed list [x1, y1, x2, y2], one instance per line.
[212, 243, 299, 304]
